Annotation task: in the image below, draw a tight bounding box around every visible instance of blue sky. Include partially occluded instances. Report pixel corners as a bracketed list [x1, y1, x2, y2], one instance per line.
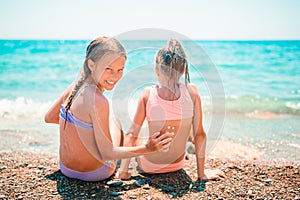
[0, 0, 299, 40]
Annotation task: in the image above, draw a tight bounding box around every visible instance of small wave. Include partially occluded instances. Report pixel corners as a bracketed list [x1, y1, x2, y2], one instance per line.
[1, 95, 299, 120]
[0, 97, 53, 120]
[246, 111, 284, 119]
[287, 143, 300, 149]
[225, 95, 300, 116]
[286, 101, 300, 110]
[284, 132, 300, 139]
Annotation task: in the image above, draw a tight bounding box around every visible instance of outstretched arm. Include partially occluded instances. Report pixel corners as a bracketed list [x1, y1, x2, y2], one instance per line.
[91, 90, 171, 162]
[117, 88, 149, 179]
[189, 84, 226, 180]
[44, 83, 74, 124]
[189, 84, 206, 179]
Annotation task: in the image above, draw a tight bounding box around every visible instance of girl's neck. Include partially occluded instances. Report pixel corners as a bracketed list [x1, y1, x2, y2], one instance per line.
[85, 78, 104, 93]
[158, 79, 180, 91]
[158, 83, 181, 100]
[159, 83, 179, 90]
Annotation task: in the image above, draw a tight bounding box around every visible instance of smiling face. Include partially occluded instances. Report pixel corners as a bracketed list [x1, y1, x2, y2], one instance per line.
[88, 54, 126, 92]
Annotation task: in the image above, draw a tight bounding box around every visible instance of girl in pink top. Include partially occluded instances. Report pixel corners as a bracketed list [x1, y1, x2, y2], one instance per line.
[117, 39, 225, 181]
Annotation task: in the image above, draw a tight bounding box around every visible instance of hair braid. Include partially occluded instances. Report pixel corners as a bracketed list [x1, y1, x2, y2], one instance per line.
[63, 38, 102, 129]
[185, 63, 190, 85]
[63, 72, 90, 129]
[62, 36, 126, 129]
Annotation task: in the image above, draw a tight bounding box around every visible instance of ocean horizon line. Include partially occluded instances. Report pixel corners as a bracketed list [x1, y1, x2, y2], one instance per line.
[1, 38, 300, 42]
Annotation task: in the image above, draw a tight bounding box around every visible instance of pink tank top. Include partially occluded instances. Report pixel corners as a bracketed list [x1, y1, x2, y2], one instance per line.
[146, 83, 194, 121]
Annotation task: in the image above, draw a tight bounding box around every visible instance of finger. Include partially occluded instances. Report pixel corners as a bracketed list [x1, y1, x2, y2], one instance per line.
[216, 177, 223, 180]
[115, 171, 120, 178]
[166, 131, 174, 137]
[214, 171, 226, 179]
[211, 176, 221, 181]
[162, 141, 171, 149]
[160, 137, 172, 145]
[151, 131, 161, 139]
[216, 169, 226, 177]
[156, 131, 173, 141]
[213, 171, 225, 178]
[159, 148, 169, 152]
[219, 172, 227, 178]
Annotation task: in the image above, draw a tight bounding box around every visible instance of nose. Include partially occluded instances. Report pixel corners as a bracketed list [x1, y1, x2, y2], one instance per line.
[110, 72, 121, 81]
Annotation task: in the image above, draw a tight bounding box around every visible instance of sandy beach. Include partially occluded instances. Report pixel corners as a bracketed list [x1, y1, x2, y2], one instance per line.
[1, 140, 299, 200]
[1, 39, 300, 199]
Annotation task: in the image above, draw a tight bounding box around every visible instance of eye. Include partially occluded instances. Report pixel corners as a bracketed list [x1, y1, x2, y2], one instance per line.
[105, 67, 113, 71]
[118, 68, 124, 72]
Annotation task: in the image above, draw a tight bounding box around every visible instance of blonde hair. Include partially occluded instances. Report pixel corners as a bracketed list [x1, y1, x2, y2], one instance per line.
[64, 37, 126, 127]
[155, 39, 189, 92]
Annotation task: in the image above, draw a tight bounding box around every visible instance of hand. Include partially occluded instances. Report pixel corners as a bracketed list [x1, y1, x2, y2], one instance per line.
[159, 133, 172, 152]
[200, 169, 226, 181]
[145, 131, 173, 152]
[115, 170, 131, 180]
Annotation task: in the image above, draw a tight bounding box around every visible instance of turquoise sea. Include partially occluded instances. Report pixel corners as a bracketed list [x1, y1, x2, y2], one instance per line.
[0, 40, 299, 162]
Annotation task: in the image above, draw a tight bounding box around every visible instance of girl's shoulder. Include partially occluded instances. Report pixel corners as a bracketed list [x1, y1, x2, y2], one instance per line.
[186, 83, 200, 102]
[186, 83, 198, 91]
[140, 84, 159, 104]
[142, 85, 158, 94]
[140, 86, 153, 104]
[81, 85, 109, 109]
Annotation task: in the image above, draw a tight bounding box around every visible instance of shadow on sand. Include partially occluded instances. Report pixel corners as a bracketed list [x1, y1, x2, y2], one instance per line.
[45, 169, 207, 199]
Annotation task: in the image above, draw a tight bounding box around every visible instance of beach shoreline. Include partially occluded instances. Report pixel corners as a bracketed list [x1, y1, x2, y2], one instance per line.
[0, 140, 299, 199]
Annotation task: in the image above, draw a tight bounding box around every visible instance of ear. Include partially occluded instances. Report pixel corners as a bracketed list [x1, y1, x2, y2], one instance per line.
[87, 59, 95, 73]
[155, 66, 160, 76]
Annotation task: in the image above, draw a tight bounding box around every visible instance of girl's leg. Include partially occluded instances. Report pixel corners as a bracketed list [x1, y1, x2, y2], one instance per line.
[118, 124, 147, 178]
[109, 116, 124, 175]
[110, 116, 124, 146]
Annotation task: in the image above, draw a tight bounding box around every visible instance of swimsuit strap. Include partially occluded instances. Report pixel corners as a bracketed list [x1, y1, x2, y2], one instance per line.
[60, 106, 93, 130]
[146, 83, 194, 121]
[60, 83, 101, 130]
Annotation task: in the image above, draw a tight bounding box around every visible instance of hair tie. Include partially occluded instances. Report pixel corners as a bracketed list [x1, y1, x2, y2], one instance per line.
[164, 53, 172, 65]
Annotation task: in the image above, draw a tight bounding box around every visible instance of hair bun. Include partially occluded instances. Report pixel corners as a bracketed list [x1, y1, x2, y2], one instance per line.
[164, 52, 172, 65]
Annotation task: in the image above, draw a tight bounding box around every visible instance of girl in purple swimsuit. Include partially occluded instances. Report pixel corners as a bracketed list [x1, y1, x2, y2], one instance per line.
[45, 37, 172, 182]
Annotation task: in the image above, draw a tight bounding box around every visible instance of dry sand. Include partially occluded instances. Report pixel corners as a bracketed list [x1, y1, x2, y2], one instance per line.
[0, 140, 299, 199]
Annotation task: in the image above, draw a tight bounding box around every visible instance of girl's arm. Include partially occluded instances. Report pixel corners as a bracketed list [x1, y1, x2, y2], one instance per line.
[117, 88, 150, 179]
[44, 83, 74, 124]
[188, 84, 206, 179]
[91, 90, 171, 162]
[189, 84, 226, 180]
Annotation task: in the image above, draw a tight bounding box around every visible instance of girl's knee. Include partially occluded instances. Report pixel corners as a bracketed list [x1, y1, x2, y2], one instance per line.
[109, 161, 117, 176]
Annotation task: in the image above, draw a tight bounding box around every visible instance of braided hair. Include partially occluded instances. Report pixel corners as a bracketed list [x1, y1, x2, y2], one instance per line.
[64, 37, 126, 128]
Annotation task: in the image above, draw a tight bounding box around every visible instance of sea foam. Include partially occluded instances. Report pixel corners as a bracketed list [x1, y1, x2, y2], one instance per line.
[0, 97, 53, 120]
